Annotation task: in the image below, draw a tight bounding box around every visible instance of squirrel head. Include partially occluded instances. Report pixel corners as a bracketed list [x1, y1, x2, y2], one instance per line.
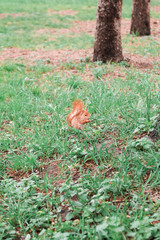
[78, 106, 90, 124]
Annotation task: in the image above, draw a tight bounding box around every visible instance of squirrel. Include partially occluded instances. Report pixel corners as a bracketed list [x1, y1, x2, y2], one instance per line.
[67, 100, 91, 130]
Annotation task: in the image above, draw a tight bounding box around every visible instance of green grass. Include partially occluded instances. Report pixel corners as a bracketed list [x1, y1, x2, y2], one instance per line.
[1, 60, 160, 239]
[123, 35, 160, 57]
[44, 34, 94, 50]
[0, 0, 158, 50]
[0, 0, 160, 239]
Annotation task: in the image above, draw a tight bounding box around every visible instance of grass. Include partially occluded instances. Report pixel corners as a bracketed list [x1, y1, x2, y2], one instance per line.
[0, 0, 158, 50]
[0, 0, 160, 239]
[43, 33, 94, 50]
[123, 36, 160, 57]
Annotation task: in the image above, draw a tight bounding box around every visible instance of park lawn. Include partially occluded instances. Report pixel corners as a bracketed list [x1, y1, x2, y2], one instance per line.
[0, 0, 160, 239]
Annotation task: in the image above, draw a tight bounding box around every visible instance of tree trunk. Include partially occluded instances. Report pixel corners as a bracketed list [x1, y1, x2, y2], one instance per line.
[93, 0, 123, 63]
[130, 0, 151, 36]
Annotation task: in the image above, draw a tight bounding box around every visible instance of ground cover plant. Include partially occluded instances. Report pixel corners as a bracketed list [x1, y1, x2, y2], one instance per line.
[0, 0, 160, 239]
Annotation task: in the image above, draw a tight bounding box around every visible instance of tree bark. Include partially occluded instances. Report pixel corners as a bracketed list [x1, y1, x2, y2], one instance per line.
[93, 0, 123, 63]
[130, 0, 151, 36]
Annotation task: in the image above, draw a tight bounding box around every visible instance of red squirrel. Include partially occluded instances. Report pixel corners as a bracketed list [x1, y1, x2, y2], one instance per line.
[67, 100, 90, 130]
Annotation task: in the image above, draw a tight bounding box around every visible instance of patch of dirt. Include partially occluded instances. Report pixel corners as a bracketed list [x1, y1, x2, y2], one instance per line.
[52, 62, 126, 83]
[40, 160, 66, 185]
[144, 187, 160, 202]
[151, 6, 160, 13]
[5, 159, 65, 184]
[124, 52, 160, 71]
[0, 13, 9, 18]
[47, 9, 78, 16]
[0, 13, 25, 18]
[36, 20, 96, 37]
[151, 19, 160, 37]
[5, 168, 39, 181]
[0, 120, 13, 133]
[41, 156, 114, 186]
[102, 67, 126, 80]
[0, 47, 93, 65]
[1, 46, 159, 72]
[36, 28, 71, 36]
[52, 63, 94, 82]
[72, 20, 96, 36]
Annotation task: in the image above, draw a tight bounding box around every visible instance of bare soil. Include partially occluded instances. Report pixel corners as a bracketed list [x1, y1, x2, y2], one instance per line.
[0, 46, 159, 73]
[0, 13, 25, 18]
[47, 9, 78, 16]
[36, 20, 95, 37]
[0, 47, 93, 65]
[151, 5, 160, 13]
